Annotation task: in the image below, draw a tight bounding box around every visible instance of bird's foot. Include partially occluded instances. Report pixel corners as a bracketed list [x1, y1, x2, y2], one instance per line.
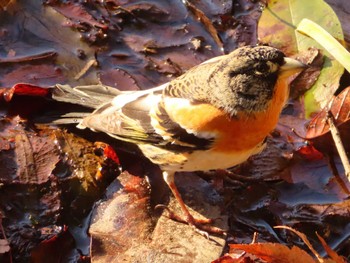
[155, 204, 226, 237]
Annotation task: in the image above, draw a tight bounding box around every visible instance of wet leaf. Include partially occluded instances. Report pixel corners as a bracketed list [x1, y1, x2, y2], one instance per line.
[2, 0, 350, 262]
[184, 0, 224, 52]
[1, 83, 50, 102]
[30, 227, 76, 263]
[239, 136, 293, 181]
[296, 144, 324, 161]
[89, 171, 152, 262]
[122, 2, 170, 21]
[259, 0, 344, 117]
[0, 1, 97, 87]
[89, 168, 227, 262]
[98, 68, 140, 91]
[51, 2, 108, 30]
[0, 116, 60, 184]
[1, 64, 65, 88]
[0, 118, 120, 261]
[0, 51, 57, 64]
[306, 86, 350, 154]
[289, 47, 323, 99]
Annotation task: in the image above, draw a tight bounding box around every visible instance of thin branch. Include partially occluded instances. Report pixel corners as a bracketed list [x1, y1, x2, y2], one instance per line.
[326, 154, 350, 195]
[326, 111, 350, 182]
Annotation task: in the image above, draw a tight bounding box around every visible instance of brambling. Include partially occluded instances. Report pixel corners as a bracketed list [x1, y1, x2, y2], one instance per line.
[53, 46, 305, 235]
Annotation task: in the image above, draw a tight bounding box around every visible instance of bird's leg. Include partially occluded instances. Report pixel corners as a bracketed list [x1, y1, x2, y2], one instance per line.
[159, 171, 225, 235]
[162, 171, 212, 224]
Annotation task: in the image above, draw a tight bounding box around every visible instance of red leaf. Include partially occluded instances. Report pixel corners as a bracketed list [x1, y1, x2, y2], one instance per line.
[2, 83, 50, 102]
[296, 144, 324, 160]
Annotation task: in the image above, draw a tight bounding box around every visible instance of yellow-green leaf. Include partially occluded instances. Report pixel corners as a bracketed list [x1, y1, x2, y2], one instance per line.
[258, 0, 344, 118]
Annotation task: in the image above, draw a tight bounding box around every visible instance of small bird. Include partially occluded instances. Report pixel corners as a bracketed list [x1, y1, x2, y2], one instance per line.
[52, 46, 305, 235]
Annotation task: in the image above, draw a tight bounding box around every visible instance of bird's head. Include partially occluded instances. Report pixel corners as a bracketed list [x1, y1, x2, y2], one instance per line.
[208, 46, 305, 117]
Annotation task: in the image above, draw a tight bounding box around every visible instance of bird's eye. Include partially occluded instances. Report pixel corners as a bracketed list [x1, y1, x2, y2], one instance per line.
[255, 63, 270, 75]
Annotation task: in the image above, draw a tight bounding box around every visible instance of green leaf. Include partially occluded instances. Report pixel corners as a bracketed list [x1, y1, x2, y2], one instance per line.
[258, 0, 344, 118]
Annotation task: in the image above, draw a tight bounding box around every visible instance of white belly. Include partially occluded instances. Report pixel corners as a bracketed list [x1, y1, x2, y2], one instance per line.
[138, 141, 265, 172]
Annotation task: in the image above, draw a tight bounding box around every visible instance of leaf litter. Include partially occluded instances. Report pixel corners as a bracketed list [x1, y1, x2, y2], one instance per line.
[0, 0, 350, 262]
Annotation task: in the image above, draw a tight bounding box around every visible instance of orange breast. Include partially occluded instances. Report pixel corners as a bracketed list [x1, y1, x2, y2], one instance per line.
[167, 75, 289, 153]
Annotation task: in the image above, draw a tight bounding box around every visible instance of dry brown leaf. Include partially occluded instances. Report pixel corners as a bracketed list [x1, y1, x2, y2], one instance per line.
[275, 225, 323, 261]
[229, 243, 316, 263]
[307, 87, 350, 139]
[316, 233, 347, 263]
[306, 86, 350, 154]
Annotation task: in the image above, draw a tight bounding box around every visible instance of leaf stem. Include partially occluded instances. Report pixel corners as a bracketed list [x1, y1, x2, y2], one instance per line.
[326, 111, 350, 182]
[296, 19, 350, 73]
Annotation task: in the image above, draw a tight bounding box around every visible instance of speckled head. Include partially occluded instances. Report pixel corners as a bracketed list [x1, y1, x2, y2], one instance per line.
[207, 46, 287, 117]
[164, 45, 303, 118]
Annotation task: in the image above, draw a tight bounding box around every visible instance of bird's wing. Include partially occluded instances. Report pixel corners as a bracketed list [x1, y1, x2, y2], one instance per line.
[79, 82, 215, 151]
[78, 54, 232, 150]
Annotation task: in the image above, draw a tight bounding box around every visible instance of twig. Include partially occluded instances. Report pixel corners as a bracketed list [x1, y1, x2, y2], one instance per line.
[74, 59, 98, 80]
[326, 111, 350, 182]
[251, 232, 259, 244]
[326, 154, 350, 195]
[274, 225, 324, 263]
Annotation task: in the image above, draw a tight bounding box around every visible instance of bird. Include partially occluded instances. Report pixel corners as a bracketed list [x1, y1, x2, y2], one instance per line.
[51, 45, 305, 235]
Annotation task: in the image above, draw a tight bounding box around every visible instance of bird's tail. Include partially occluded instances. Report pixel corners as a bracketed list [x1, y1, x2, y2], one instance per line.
[53, 84, 121, 109]
[37, 84, 121, 125]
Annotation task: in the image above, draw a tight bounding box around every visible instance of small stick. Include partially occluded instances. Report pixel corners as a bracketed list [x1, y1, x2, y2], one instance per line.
[326, 154, 350, 195]
[326, 111, 350, 182]
[74, 59, 98, 80]
[251, 232, 259, 244]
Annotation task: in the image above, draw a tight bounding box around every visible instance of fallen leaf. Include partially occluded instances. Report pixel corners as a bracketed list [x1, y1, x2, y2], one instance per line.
[184, 1, 224, 52]
[0, 51, 57, 64]
[229, 243, 316, 263]
[306, 86, 350, 153]
[122, 2, 170, 21]
[275, 225, 323, 261]
[51, 2, 108, 29]
[296, 144, 324, 161]
[98, 68, 140, 91]
[0, 116, 60, 184]
[290, 47, 323, 99]
[1, 83, 50, 102]
[0, 119, 120, 261]
[258, 0, 344, 117]
[316, 232, 347, 263]
[30, 227, 76, 263]
[1, 64, 65, 88]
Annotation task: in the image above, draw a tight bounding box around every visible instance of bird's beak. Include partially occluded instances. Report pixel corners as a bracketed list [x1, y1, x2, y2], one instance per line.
[280, 57, 307, 72]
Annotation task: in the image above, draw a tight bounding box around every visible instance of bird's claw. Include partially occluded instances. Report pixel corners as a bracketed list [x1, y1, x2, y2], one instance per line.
[155, 204, 226, 237]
